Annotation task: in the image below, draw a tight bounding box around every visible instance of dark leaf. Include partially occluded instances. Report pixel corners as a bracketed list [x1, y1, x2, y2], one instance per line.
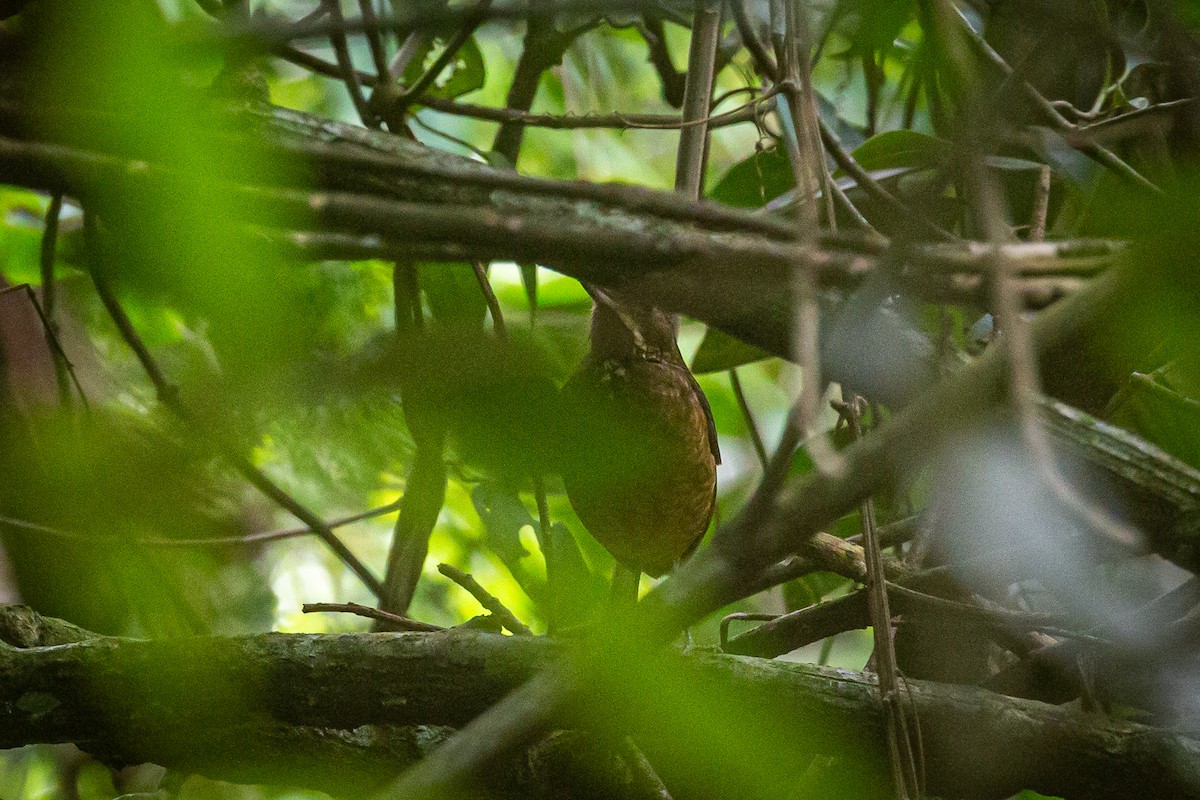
[709, 147, 795, 209]
[691, 327, 772, 374]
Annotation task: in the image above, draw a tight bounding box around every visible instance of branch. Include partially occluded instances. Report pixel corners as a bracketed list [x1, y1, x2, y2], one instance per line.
[2, 610, 1197, 800]
[0, 118, 1118, 390]
[437, 563, 532, 636]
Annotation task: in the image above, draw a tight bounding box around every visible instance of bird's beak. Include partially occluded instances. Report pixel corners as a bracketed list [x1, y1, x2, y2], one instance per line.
[582, 282, 614, 308]
[583, 283, 642, 336]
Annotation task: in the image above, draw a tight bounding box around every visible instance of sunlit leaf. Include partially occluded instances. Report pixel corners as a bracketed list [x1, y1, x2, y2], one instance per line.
[403, 35, 487, 100]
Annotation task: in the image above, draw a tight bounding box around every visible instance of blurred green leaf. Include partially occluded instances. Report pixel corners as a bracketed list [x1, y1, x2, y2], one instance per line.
[421, 262, 488, 327]
[1109, 369, 1200, 470]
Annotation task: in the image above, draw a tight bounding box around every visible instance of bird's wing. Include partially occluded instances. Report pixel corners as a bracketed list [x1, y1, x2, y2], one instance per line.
[683, 367, 721, 465]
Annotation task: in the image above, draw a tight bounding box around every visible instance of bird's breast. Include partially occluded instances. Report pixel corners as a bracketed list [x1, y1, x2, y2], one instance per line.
[560, 356, 718, 576]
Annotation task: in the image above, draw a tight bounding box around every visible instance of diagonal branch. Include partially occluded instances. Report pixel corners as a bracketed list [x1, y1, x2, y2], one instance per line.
[84, 217, 386, 600]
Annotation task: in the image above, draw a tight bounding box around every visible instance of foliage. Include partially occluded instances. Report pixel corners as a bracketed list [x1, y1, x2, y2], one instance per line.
[1, 0, 1200, 798]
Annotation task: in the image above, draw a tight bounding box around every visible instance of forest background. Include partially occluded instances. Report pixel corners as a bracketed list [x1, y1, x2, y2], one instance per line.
[2, 0, 1200, 799]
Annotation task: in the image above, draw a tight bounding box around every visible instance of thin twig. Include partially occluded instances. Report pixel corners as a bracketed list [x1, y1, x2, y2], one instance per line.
[0, 501, 402, 548]
[302, 601, 445, 632]
[38, 195, 62, 322]
[0, 283, 89, 410]
[751, 396, 806, 517]
[770, 1, 830, 466]
[321, 0, 379, 127]
[417, 91, 772, 130]
[38, 194, 79, 406]
[673, 0, 723, 199]
[730, 368, 768, 469]
[826, 164, 879, 233]
[471, 262, 507, 341]
[731, 0, 778, 80]
[437, 563, 532, 635]
[394, 0, 493, 110]
[530, 473, 573, 631]
[1029, 164, 1051, 242]
[719, 612, 779, 648]
[818, 117, 956, 241]
[389, 28, 433, 80]
[840, 395, 921, 800]
[357, 0, 391, 80]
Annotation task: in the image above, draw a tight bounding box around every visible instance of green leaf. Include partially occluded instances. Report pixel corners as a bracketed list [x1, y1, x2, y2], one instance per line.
[843, 129, 948, 175]
[690, 327, 772, 374]
[404, 35, 486, 99]
[709, 147, 795, 209]
[1109, 370, 1200, 470]
[519, 263, 538, 314]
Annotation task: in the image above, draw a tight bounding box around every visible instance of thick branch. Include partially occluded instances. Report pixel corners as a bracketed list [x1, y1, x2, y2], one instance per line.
[1, 609, 1197, 800]
[0, 104, 1120, 373]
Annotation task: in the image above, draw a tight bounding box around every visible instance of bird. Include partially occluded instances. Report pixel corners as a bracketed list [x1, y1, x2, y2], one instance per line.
[559, 287, 721, 585]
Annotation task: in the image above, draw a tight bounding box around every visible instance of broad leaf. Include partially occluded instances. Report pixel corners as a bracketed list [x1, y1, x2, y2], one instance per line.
[844, 129, 947, 174]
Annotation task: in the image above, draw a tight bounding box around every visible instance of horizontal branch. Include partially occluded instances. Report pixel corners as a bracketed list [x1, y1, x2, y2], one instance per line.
[0, 102, 1122, 364]
[414, 92, 765, 130]
[1, 607, 1197, 800]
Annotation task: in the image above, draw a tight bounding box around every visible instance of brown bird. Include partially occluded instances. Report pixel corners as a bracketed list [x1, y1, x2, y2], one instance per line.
[560, 288, 720, 581]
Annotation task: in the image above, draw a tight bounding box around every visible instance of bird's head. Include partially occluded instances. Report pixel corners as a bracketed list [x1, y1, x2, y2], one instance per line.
[585, 285, 680, 362]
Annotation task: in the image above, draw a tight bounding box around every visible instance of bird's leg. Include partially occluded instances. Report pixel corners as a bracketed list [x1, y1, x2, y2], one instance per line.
[610, 565, 641, 609]
[673, 557, 695, 652]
